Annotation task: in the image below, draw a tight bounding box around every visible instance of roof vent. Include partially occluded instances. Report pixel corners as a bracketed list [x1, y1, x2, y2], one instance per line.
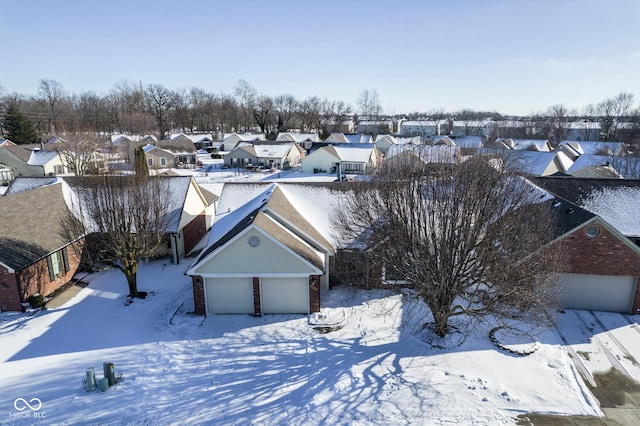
[553, 201, 562, 208]
[565, 208, 574, 215]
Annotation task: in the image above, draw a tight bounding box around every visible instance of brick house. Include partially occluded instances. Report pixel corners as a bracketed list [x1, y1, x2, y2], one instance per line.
[0, 183, 84, 311]
[0, 176, 218, 311]
[187, 183, 335, 316]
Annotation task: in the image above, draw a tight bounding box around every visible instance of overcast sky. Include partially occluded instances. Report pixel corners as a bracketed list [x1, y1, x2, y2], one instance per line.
[3, 0, 639, 116]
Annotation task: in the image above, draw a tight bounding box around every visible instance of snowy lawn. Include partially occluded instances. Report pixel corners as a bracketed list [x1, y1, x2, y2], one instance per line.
[0, 260, 602, 425]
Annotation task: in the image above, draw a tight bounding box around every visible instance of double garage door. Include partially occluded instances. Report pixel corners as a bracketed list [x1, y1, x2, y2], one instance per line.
[206, 277, 309, 314]
[558, 273, 637, 313]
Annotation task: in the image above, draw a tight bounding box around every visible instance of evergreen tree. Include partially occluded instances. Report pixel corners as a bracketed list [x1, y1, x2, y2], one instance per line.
[134, 146, 149, 176]
[3, 104, 39, 144]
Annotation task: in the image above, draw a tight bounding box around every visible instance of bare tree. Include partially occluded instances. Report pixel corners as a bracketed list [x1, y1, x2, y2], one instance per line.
[55, 134, 104, 176]
[234, 79, 257, 132]
[273, 94, 298, 132]
[64, 174, 178, 299]
[145, 84, 177, 140]
[598, 92, 635, 141]
[38, 79, 67, 133]
[356, 89, 382, 117]
[332, 155, 561, 337]
[252, 95, 274, 135]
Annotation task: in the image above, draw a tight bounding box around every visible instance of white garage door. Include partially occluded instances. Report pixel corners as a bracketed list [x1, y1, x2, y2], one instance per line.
[261, 277, 309, 314]
[559, 273, 636, 313]
[206, 277, 254, 314]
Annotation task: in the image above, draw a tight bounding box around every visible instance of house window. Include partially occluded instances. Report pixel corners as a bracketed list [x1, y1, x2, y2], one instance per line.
[147, 158, 153, 167]
[53, 165, 65, 175]
[47, 248, 69, 281]
[160, 157, 167, 167]
[382, 264, 409, 284]
[585, 225, 599, 238]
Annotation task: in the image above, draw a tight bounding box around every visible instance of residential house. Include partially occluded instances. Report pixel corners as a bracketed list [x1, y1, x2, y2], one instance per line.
[216, 133, 266, 153]
[384, 144, 460, 166]
[0, 176, 217, 312]
[510, 139, 553, 152]
[565, 155, 622, 178]
[566, 120, 601, 142]
[0, 139, 16, 147]
[143, 139, 199, 169]
[276, 132, 321, 151]
[500, 151, 574, 176]
[301, 144, 381, 176]
[170, 133, 214, 150]
[0, 182, 84, 312]
[355, 118, 394, 135]
[533, 177, 640, 313]
[558, 140, 628, 156]
[187, 183, 337, 315]
[323, 133, 373, 144]
[0, 143, 69, 178]
[373, 135, 397, 156]
[322, 117, 355, 134]
[398, 120, 443, 140]
[223, 142, 304, 170]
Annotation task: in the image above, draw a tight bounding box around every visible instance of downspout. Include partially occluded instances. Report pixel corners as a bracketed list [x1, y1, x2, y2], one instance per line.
[172, 233, 179, 265]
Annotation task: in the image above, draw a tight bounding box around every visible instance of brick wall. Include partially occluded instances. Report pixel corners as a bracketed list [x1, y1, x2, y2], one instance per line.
[192, 276, 205, 315]
[554, 222, 640, 314]
[558, 223, 640, 276]
[0, 266, 21, 312]
[182, 212, 207, 256]
[17, 240, 84, 308]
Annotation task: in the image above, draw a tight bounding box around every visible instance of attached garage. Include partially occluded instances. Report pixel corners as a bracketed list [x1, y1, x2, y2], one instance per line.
[206, 277, 254, 314]
[261, 277, 309, 314]
[558, 273, 637, 313]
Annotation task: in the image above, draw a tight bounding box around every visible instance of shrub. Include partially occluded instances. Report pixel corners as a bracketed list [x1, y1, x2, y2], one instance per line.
[28, 293, 45, 308]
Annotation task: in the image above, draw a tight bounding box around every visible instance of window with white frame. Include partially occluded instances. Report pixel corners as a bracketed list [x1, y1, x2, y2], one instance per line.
[53, 165, 65, 175]
[160, 157, 167, 167]
[147, 158, 153, 167]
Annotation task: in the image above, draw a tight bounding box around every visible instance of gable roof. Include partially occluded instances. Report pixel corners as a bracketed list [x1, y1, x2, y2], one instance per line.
[533, 176, 640, 237]
[0, 182, 80, 271]
[565, 154, 622, 177]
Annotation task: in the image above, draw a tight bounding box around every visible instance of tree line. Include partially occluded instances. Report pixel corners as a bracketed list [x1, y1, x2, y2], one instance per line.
[1, 78, 639, 146]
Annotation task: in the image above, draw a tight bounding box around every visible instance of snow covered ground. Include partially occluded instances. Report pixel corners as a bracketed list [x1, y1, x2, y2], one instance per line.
[1, 259, 625, 426]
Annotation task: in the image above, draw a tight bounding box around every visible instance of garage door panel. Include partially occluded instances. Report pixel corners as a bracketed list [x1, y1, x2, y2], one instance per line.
[261, 277, 308, 314]
[206, 277, 254, 314]
[559, 274, 635, 313]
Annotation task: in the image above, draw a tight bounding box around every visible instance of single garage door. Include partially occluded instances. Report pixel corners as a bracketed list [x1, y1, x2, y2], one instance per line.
[206, 277, 254, 314]
[261, 277, 309, 314]
[558, 273, 636, 313]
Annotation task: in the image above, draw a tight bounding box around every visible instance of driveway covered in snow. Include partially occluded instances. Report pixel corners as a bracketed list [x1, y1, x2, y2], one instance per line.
[0, 261, 609, 425]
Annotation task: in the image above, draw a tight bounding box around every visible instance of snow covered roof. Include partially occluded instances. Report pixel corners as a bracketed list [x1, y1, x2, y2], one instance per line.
[559, 140, 627, 156]
[4, 176, 61, 195]
[328, 145, 376, 163]
[566, 155, 622, 178]
[511, 139, 551, 151]
[252, 143, 294, 159]
[27, 149, 60, 166]
[502, 151, 564, 176]
[385, 145, 459, 164]
[581, 187, 640, 237]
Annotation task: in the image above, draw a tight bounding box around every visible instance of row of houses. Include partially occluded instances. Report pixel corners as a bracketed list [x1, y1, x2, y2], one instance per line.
[1, 170, 640, 318]
[186, 177, 640, 317]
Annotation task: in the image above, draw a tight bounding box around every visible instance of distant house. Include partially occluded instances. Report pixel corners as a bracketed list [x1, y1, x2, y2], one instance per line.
[0, 139, 16, 147]
[398, 120, 442, 140]
[323, 133, 373, 144]
[384, 144, 460, 166]
[0, 143, 69, 178]
[143, 139, 199, 169]
[322, 117, 355, 134]
[373, 134, 396, 155]
[566, 121, 601, 142]
[565, 155, 622, 178]
[223, 142, 304, 170]
[301, 144, 380, 175]
[510, 139, 553, 152]
[558, 140, 627, 156]
[217, 133, 266, 153]
[500, 151, 573, 176]
[355, 118, 394, 135]
[170, 133, 214, 150]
